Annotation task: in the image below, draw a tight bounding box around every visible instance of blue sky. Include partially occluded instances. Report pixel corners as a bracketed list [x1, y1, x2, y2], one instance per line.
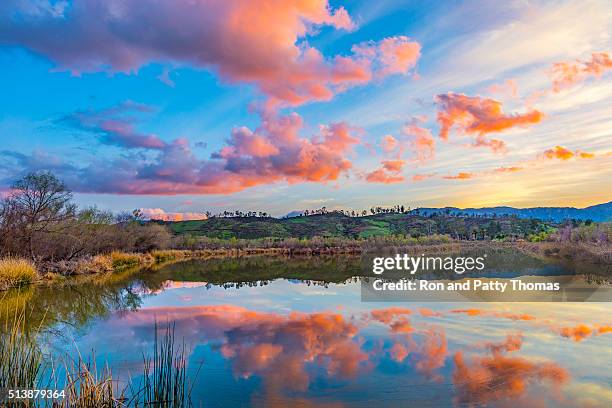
[0, 0, 610, 218]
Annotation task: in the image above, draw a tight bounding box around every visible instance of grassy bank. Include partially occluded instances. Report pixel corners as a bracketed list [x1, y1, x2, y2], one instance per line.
[517, 241, 612, 269]
[0, 258, 37, 291]
[2, 237, 610, 291]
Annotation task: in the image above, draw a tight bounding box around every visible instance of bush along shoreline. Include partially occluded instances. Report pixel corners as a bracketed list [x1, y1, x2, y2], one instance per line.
[1, 171, 610, 291]
[2, 238, 611, 291]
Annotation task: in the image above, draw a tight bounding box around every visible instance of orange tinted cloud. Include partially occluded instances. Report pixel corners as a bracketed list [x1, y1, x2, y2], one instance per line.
[434, 93, 543, 151]
[443, 172, 473, 180]
[46, 109, 363, 195]
[413, 328, 447, 381]
[472, 135, 507, 153]
[597, 326, 612, 334]
[403, 120, 435, 162]
[390, 317, 413, 334]
[365, 160, 406, 184]
[542, 146, 595, 161]
[451, 309, 536, 321]
[140, 208, 208, 221]
[550, 52, 612, 92]
[451, 308, 483, 316]
[412, 173, 435, 182]
[543, 145, 574, 160]
[453, 351, 569, 407]
[497, 312, 536, 321]
[484, 334, 523, 354]
[560, 324, 593, 342]
[494, 166, 523, 173]
[207, 112, 361, 193]
[121, 305, 368, 392]
[389, 342, 410, 363]
[382, 160, 405, 172]
[418, 308, 442, 317]
[380, 134, 399, 153]
[370, 307, 412, 324]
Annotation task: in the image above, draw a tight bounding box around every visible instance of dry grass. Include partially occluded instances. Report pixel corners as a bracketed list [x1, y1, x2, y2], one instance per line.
[76, 255, 114, 274]
[110, 252, 154, 271]
[150, 250, 191, 263]
[63, 358, 124, 408]
[0, 258, 38, 290]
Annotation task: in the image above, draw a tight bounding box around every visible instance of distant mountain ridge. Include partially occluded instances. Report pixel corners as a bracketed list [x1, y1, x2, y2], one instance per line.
[411, 201, 612, 222]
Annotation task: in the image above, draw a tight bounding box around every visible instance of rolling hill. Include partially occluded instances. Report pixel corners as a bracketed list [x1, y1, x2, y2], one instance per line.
[411, 201, 612, 222]
[165, 212, 556, 240]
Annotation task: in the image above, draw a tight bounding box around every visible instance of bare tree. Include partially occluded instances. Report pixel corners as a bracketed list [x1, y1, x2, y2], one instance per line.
[5, 171, 76, 258]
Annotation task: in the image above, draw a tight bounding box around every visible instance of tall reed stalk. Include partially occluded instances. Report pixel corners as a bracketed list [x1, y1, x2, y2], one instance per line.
[0, 306, 43, 401]
[140, 322, 191, 407]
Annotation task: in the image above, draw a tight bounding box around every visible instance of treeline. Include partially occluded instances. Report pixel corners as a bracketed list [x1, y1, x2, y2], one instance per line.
[549, 222, 611, 244]
[0, 172, 170, 261]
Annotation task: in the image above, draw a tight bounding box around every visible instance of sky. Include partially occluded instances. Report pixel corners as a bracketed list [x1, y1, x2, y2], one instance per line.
[0, 0, 611, 218]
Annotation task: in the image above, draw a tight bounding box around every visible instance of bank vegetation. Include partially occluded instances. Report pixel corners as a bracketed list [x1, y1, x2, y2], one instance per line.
[1, 171, 610, 290]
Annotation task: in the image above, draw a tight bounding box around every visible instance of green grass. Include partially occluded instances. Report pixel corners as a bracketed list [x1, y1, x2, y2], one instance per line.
[110, 252, 147, 270]
[165, 212, 558, 242]
[0, 258, 38, 290]
[140, 322, 193, 407]
[0, 306, 43, 394]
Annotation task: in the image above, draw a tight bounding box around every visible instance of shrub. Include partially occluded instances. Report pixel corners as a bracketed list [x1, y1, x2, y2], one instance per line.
[0, 258, 37, 290]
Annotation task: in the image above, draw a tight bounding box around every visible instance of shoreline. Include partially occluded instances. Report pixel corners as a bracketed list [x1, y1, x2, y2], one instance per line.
[1, 241, 610, 291]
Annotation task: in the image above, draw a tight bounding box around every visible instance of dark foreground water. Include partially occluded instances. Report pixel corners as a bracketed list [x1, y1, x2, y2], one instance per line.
[3, 250, 612, 407]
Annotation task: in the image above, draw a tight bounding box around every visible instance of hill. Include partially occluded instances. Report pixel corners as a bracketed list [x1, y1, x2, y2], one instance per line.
[166, 212, 555, 240]
[411, 201, 612, 222]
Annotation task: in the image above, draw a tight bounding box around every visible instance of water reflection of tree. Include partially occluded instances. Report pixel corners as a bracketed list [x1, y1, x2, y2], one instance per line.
[0, 248, 591, 335]
[0, 272, 143, 334]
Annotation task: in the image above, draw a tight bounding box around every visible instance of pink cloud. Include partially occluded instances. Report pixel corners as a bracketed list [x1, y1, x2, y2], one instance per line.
[2, 1, 419, 106]
[365, 160, 406, 184]
[139, 208, 208, 221]
[550, 52, 612, 92]
[487, 79, 518, 98]
[380, 134, 399, 153]
[5, 106, 363, 195]
[412, 173, 435, 182]
[352, 36, 421, 78]
[402, 119, 435, 163]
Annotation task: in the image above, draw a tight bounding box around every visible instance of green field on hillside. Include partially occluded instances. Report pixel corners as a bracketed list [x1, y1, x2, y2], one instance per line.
[165, 213, 553, 241]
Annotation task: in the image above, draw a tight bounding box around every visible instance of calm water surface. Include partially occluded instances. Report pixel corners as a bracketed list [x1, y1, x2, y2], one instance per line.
[4, 252, 612, 407]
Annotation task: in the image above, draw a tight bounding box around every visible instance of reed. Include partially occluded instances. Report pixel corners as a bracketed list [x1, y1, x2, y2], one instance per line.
[0, 257, 38, 290]
[0, 306, 43, 403]
[139, 322, 191, 408]
[62, 357, 123, 408]
[0, 303, 194, 407]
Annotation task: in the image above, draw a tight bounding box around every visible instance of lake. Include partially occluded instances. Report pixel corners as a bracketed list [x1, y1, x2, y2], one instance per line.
[3, 251, 612, 407]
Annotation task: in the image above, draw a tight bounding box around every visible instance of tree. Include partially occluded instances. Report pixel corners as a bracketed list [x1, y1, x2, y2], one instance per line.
[4, 171, 76, 258]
